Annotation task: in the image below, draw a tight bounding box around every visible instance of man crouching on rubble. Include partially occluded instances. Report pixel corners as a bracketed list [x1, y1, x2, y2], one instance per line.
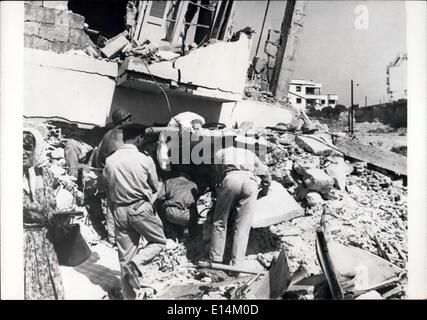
[209, 137, 271, 271]
[103, 123, 176, 299]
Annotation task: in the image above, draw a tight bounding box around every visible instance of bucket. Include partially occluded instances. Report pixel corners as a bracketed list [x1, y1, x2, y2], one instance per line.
[51, 224, 92, 267]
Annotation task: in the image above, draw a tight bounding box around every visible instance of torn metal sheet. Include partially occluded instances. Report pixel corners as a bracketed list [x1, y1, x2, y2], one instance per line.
[252, 181, 304, 228]
[316, 227, 405, 299]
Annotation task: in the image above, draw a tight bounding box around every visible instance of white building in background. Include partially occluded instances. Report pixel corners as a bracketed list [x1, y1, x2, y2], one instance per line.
[288, 80, 339, 111]
[387, 53, 407, 101]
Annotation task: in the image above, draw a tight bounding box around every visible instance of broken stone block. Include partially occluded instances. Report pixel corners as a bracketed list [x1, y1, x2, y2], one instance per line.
[24, 35, 51, 51]
[264, 41, 278, 57]
[50, 41, 75, 53]
[306, 192, 324, 207]
[24, 21, 39, 36]
[25, 5, 56, 24]
[293, 155, 320, 176]
[39, 24, 69, 42]
[277, 133, 293, 145]
[303, 169, 334, 196]
[43, 1, 68, 10]
[267, 29, 281, 45]
[51, 148, 65, 159]
[55, 10, 85, 29]
[244, 87, 261, 99]
[26, 1, 43, 7]
[252, 181, 304, 228]
[101, 31, 130, 59]
[324, 156, 348, 191]
[252, 56, 266, 74]
[267, 57, 276, 69]
[295, 135, 334, 156]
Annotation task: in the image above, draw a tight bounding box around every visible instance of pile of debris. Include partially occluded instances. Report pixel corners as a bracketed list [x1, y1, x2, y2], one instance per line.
[25, 112, 407, 300]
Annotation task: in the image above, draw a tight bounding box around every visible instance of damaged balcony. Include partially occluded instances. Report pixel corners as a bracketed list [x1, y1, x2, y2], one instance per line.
[117, 32, 252, 102]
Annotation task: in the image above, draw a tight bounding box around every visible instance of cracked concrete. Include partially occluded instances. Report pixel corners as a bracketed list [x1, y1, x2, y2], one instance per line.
[118, 34, 252, 100]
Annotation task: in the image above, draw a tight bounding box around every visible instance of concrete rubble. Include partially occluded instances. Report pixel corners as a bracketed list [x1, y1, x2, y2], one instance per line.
[27, 113, 407, 300]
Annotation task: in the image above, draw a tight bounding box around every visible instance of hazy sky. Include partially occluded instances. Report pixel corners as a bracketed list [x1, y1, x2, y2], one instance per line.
[233, 1, 407, 106]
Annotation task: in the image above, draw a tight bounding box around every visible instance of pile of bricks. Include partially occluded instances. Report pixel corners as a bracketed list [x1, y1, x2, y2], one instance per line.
[24, 1, 94, 53]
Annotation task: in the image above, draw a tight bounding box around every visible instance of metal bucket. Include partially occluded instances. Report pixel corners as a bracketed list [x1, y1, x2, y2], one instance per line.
[52, 224, 92, 267]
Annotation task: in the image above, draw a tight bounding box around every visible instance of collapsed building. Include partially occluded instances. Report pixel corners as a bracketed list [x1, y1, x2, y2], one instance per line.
[24, 0, 295, 128]
[22, 1, 407, 300]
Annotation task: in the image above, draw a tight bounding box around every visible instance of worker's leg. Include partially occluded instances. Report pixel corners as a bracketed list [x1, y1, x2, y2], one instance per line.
[164, 206, 189, 238]
[64, 139, 82, 178]
[113, 205, 139, 300]
[230, 176, 258, 266]
[105, 191, 116, 244]
[209, 173, 241, 263]
[188, 205, 201, 237]
[128, 201, 168, 270]
[86, 193, 108, 239]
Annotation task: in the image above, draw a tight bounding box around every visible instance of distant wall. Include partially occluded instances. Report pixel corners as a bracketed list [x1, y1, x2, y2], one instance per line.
[355, 100, 407, 128]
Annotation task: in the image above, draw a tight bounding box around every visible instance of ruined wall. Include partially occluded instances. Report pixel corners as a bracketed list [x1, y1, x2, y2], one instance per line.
[355, 100, 407, 128]
[24, 1, 94, 53]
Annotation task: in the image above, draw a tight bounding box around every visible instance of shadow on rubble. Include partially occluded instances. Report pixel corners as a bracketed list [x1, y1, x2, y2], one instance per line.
[74, 251, 123, 300]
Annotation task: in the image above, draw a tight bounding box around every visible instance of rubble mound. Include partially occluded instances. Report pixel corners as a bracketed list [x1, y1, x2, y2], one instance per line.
[30, 117, 407, 300]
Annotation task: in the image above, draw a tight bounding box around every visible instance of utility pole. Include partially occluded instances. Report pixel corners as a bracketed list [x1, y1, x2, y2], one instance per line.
[365, 95, 367, 108]
[350, 80, 354, 134]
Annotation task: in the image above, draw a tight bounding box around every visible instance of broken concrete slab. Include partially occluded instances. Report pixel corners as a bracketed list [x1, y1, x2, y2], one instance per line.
[324, 156, 349, 191]
[175, 34, 252, 95]
[335, 136, 407, 177]
[293, 155, 321, 176]
[306, 192, 324, 207]
[303, 169, 335, 196]
[118, 56, 179, 82]
[252, 181, 304, 228]
[100, 31, 130, 59]
[295, 135, 336, 156]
